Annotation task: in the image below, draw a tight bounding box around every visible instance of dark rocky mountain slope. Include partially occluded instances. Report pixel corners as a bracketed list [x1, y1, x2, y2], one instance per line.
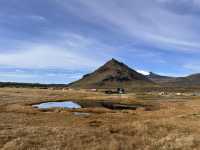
[68, 59, 155, 89]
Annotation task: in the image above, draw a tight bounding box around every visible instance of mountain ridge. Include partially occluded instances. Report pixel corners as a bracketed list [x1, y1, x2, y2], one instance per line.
[68, 59, 200, 89]
[147, 72, 200, 87]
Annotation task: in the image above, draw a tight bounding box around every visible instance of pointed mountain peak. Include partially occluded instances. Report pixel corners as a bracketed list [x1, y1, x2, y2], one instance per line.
[106, 58, 122, 65]
[103, 58, 126, 69]
[68, 59, 154, 89]
[110, 58, 120, 62]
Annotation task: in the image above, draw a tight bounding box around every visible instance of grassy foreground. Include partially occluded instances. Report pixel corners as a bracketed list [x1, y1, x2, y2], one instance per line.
[1, 88, 200, 150]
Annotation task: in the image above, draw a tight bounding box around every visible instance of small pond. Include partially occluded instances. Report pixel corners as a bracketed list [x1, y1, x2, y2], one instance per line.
[33, 101, 81, 109]
[32, 100, 155, 111]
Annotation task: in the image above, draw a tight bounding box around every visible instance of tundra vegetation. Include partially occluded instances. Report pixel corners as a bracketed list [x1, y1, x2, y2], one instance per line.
[1, 87, 200, 150]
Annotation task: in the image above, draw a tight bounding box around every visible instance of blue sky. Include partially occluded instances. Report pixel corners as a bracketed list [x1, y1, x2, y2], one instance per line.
[1, 0, 200, 84]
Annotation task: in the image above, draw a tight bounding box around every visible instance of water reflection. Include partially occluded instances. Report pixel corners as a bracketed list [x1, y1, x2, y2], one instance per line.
[33, 101, 81, 109]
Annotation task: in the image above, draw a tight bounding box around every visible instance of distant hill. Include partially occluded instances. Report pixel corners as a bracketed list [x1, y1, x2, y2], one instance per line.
[147, 72, 176, 83]
[187, 73, 200, 84]
[68, 59, 155, 89]
[0, 82, 66, 89]
[147, 72, 200, 87]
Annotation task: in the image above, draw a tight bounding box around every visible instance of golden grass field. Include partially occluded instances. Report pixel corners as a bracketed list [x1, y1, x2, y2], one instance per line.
[1, 88, 200, 150]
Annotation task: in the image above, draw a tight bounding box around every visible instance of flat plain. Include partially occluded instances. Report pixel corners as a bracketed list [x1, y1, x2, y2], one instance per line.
[1, 88, 200, 150]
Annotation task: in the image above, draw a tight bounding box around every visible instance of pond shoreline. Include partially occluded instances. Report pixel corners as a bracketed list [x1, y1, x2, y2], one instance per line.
[32, 100, 155, 111]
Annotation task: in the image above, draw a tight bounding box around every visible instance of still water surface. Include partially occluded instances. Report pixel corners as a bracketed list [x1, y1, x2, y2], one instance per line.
[33, 101, 81, 109]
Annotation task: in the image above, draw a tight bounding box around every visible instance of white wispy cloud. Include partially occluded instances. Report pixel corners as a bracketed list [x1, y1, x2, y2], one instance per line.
[63, 0, 200, 53]
[0, 32, 111, 69]
[0, 46, 93, 69]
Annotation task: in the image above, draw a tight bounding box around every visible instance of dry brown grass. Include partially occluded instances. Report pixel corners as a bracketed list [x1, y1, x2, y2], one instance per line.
[1, 88, 200, 149]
